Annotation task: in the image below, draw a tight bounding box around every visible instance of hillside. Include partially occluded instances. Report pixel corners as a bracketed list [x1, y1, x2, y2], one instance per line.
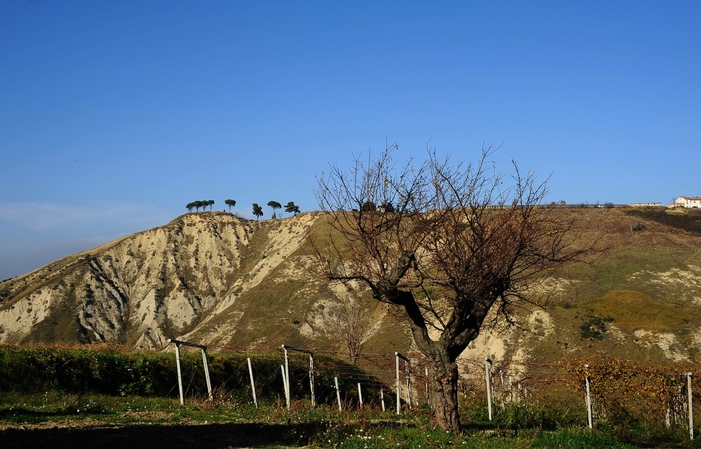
[0, 211, 395, 355]
[1, 207, 701, 371]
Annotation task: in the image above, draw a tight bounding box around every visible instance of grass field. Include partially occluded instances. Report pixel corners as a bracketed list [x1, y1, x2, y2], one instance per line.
[1, 345, 700, 448]
[0, 393, 648, 449]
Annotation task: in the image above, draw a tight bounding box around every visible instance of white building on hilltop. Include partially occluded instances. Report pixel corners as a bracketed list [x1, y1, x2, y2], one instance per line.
[674, 196, 701, 208]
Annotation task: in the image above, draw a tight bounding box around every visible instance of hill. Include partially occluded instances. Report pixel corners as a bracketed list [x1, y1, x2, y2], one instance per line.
[1, 207, 701, 371]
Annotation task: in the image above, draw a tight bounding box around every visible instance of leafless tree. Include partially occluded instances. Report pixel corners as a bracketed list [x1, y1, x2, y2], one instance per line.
[310, 144, 585, 432]
[327, 293, 374, 364]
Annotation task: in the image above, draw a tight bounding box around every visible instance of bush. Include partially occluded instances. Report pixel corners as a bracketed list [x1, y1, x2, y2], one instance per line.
[0, 345, 385, 406]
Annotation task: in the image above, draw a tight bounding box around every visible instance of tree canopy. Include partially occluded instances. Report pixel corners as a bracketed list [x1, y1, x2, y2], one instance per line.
[267, 201, 282, 219]
[310, 145, 585, 432]
[284, 201, 300, 215]
[224, 199, 236, 212]
[252, 203, 264, 220]
[186, 200, 214, 212]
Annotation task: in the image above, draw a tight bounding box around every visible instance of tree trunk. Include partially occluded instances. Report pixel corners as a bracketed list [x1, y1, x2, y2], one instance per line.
[428, 359, 461, 433]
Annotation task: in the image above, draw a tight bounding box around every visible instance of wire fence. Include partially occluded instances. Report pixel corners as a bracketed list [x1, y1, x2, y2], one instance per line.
[216, 344, 700, 440]
[1, 343, 697, 438]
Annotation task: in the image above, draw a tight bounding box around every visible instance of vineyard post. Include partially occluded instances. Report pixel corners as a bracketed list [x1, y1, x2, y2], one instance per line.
[425, 366, 430, 406]
[201, 348, 213, 401]
[170, 339, 211, 404]
[247, 358, 258, 409]
[283, 346, 291, 409]
[485, 358, 493, 421]
[334, 376, 342, 411]
[509, 376, 513, 403]
[499, 369, 504, 405]
[309, 352, 315, 408]
[282, 345, 315, 408]
[280, 365, 288, 408]
[174, 341, 184, 405]
[358, 383, 363, 409]
[405, 357, 413, 409]
[686, 372, 694, 440]
[395, 353, 401, 414]
[584, 364, 593, 429]
[395, 352, 410, 414]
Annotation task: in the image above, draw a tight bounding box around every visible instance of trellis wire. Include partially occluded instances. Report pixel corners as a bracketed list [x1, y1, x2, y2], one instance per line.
[158, 342, 699, 440]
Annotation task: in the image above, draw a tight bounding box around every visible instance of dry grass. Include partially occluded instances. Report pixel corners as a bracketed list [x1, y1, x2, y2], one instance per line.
[580, 290, 701, 333]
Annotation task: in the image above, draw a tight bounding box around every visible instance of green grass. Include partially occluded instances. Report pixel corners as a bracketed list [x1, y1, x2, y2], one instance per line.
[0, 393, 647, 448]
[581, 290, 701, 333]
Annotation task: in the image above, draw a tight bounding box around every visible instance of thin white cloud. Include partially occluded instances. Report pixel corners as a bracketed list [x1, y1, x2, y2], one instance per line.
[0, 236, 113, 280]
[0, 201, 175, 280]
[0, 201, 169, 231]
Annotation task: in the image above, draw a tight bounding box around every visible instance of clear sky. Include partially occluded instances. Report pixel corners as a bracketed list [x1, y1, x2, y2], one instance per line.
[1, 1, 699, 280]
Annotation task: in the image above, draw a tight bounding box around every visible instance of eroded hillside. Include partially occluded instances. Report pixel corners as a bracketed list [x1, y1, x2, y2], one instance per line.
[0, 212, 335, 349]
[1, 208, 701, 371]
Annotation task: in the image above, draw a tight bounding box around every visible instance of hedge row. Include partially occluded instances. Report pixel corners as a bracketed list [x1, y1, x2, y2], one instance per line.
[0, 345, 382, 405]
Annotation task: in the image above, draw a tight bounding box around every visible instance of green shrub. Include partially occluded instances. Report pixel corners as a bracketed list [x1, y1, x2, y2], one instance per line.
[0, 345, 385, 405]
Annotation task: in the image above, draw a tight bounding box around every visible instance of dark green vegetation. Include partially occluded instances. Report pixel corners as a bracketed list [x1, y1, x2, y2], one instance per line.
[252, 202, 264, 219]
[0, 345, 381, 407]
[285, 201, 301, 215]
[185, 200, 215, 212]
[267, 200, 282, 219]
[0, 345, 698, 447]
[0, 346, 641, 449]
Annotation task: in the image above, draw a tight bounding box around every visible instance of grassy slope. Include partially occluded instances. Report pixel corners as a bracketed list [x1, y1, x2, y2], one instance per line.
[522, 207, 701, 365]
[187, 207, 701, 383]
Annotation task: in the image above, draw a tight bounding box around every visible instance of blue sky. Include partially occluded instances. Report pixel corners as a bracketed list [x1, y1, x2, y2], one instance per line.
[1, 1, 699, 280]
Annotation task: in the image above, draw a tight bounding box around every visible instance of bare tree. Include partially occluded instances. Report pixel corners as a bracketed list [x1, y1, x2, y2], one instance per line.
[328, 293, 375, 364]
[310, 144, 585, 432]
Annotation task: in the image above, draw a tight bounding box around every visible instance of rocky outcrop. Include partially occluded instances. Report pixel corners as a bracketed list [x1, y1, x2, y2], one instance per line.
[0, 212, 312, 350]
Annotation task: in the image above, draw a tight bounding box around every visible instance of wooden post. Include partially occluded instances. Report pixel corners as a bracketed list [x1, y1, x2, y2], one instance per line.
[174, 342, 184, 405]
[509, 376, 513, 403]
[499, 369, 504, 405]
[283, 346, 290, 409]
[584, 364, 593, 429]
[485, 358, 493, 421]
[247, 357, 258, 408]
[405, 359, 412, 409]
[686, 372, 694, 441]
[394, 352, 410, 413]
[395, 352, 401, 414]
[201, 348, 213, 401]
[358, 383, 363, 409]
[394, 352, 402, 415]
[309, 353, 315, 408]
[170, 339, 210, 405]
[282, 345, 315, 407]
[334, 376, 342, 411]
[425, 366, 430, 406]
[380, 388, 386, 412]
[280, 365, 288, 407]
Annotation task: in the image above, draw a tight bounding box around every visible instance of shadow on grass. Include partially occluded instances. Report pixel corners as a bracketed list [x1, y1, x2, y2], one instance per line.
[0, 421, 325, 449]
[625, 208, 701, 235]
